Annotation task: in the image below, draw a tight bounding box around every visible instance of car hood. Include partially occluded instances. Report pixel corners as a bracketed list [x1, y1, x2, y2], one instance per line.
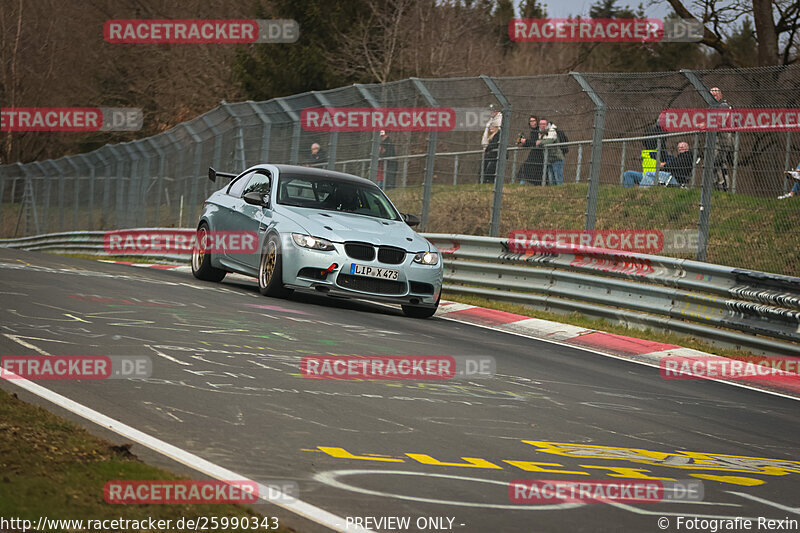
[279, 206, 433, 251]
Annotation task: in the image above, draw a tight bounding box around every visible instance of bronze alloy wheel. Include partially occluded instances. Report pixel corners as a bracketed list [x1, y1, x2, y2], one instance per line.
[259, 239, 277, 289]
[191, 227, 206, 271]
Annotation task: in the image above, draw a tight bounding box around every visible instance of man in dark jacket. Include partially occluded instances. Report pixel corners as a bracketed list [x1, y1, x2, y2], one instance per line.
[517, 115, 544, 185]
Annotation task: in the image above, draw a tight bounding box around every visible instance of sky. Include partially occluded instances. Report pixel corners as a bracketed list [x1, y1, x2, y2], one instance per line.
[519, 0, 673, 20]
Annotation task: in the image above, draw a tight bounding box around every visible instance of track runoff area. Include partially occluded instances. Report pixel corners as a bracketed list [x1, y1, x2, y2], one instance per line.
[0, 248, 799, 533]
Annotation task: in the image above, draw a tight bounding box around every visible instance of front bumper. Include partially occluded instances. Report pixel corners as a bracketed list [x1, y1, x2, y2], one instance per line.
[281, 235, 442, 306]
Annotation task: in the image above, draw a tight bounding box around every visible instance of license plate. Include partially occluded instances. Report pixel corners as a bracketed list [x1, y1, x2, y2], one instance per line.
[350, 264, 399, 280]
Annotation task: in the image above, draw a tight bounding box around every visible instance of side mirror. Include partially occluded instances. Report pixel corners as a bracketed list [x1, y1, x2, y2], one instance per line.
[403, 213, 420, 227]
[243, 191, 269, 207]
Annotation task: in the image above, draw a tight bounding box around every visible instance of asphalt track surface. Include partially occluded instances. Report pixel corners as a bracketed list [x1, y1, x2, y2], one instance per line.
[1, 248, 800, 533]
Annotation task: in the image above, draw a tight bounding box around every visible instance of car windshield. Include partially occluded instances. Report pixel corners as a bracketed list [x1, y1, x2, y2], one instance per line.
[276, 173, 401, 221]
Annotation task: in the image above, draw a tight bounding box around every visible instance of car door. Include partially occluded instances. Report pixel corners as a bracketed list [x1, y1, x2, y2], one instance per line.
[227, 170, 274, 270]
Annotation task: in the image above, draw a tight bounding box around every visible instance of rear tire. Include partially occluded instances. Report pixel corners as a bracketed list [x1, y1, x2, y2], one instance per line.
[402, 296, 439, 319]
[258, 234, 292, 298]
[191, 223, 227, 282]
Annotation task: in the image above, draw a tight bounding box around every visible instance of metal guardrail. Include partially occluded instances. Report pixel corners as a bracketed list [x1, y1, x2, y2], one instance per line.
[425, 233, 800, 357]
[2, 229, 799, 356]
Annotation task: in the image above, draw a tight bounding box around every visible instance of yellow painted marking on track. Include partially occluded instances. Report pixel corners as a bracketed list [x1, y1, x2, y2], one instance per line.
[317, 446, 405, 463]
[405, 454, 502, 469]
[580, 465, 674, 480]
[689, 474, 766, 486]
[502, 461, 589, 475]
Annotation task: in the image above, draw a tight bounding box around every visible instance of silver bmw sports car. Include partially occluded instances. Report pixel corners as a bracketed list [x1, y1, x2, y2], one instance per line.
[192, 164, 442, 318]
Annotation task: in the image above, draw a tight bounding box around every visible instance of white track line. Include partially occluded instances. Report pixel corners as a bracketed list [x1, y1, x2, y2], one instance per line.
[1, 336, 373, 533]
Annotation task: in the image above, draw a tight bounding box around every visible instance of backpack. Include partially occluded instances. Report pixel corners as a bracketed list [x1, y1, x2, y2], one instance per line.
[557, 128, 569, 153]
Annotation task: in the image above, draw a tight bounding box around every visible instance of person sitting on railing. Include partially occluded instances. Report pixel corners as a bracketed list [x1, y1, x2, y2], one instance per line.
[623, 142, 693, 188]
[778, 163, 800, 199]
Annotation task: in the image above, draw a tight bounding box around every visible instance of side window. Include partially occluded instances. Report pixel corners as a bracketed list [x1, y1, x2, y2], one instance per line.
[227, 171, 253, 197]
[242, 172, 272, 197]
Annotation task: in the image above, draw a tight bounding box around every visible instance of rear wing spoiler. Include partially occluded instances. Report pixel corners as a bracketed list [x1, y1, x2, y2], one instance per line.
[208, 167, 238, 183]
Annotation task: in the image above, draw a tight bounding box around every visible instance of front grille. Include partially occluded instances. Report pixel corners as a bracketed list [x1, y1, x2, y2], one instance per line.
[377, 246, 406, 264]
[297, 267, 327, 280]
[409, 281, 434, 294]
[345, 242, 375, 261]
[336, 274, 406, 295]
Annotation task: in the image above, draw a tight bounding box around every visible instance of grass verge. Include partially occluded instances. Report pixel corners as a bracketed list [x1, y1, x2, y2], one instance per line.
[0, 388, 295, 532]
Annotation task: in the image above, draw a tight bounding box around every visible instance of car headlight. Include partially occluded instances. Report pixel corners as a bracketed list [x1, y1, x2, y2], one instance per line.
[291, 233, 335, 251]
[413, 251, 439, 265]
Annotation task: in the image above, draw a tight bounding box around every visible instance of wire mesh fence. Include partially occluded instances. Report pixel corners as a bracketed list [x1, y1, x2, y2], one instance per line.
[1, 65, 799, 275]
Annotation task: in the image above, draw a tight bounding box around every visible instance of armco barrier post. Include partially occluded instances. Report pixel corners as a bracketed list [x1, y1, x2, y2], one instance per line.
[481, 75, 511, 238]
[312, 91, 339, 170]
[411, 78, 440, 230]
[355, 84, 382, 186]
[571, 73, 606, 231]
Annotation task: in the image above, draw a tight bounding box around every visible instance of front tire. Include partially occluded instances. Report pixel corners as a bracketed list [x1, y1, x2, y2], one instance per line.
[258, 234, 292, 298]
[402, 296, 439, 319]
[191, 223, 226, 282]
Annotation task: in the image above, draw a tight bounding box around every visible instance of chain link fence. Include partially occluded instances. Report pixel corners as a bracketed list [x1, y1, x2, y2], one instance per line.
[1, 65, 799, 275]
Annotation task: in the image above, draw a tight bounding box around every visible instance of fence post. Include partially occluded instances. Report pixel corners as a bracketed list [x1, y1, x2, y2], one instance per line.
[183, 124, 204, 227]
[575, 144, 583, 182]
[481, 75, 511, 238]
[411, 78, 442, 230]
[731, 131, 740, 194]
[312, 91, 338, 170]
[355, 84, 382, 185]
[247, 101, 272, 163]
[571, 72, 606, 231]
[78, 154, 95, 231]
[618, 141, 626, 184]
[783, 132, 793, 194]
[120, 143, 142, 228]
[147, 139, 165, 227]
[691, 134, 700, 187]
[275, 97, 301, 165]
[453, 155, 459, 186]
[65, 157, 81, 231]
[682, 69, 719, 262]
[51, 160, 65, 232]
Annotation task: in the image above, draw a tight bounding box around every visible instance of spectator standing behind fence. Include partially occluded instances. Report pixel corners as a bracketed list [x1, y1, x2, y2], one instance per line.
[516, 115, 544, 185]
[778, 162, 800, 199]
[306, 143, 327, 166]
[710, 87, 733, 192]
[623, 141, 693, 188]
[537, 118, 564, 185]
[481, 104, 503, 148]
[378, 130, 398, 189]
[482, 126, 500, 183]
